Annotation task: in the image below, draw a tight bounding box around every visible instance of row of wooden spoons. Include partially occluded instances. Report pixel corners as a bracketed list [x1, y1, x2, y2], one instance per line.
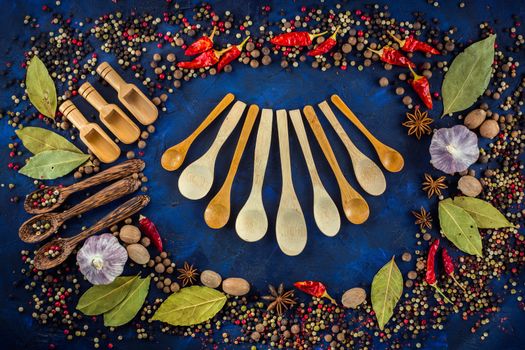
[162, 94, 404, 256]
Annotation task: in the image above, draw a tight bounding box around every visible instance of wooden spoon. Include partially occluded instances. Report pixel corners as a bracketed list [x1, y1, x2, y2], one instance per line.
[303, 105, 369, 224]
[275, 109, 307, 256]
[331, 94, 405, 172]
[205, 105, 260, 229]
[23, 159, 145, 214]
[289, 109, 340, 237]
[33, 195, 150, 270]
[235, 108, 273, 242]
[19, 176, 141, 243]
[97, 62, 158, 125]
[161, 93, 235, 171]
[178, 101, 247, 200]
[318, 101, 386, 196]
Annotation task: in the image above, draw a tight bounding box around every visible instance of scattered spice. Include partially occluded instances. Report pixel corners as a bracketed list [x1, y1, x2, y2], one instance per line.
[217, 36, 250, 72]
[294, 281, 336, 304]
[412, 207, 433, 230]
[262, 283, 297, 315]
[138, 215, 163, 252]
[184, 27, 217, 56]
[177, 48, 231, 69]
[442, 248, 467, 292]
[425, 239, 452, 304]
[402, 107, 433, 139]
[408, 66, 433, 109]
[43, 245, 61, 259]
[422, 173, 448, 198]
[270, 30, 327, 47]
[177, 262, 199, 287]
[368, 46, 415, 67]
[388, 32, 440, 54]
[307, 26, 340, 56]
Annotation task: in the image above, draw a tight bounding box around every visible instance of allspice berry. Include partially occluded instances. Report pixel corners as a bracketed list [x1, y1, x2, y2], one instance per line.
[464, 109, 486, 129]
[479, 119, 500, 139]
[458, 175, 483, 197]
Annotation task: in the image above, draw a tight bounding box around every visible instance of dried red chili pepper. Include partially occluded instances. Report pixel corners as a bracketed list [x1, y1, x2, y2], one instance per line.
[368, 46, 415, 68]
[185, 27, 217, 56]
[177, 47, 232, 69]
[307, 26, 340, 56]
[425, 239, 452, 304]
[217, 36, 250, 72]
[441, 248, 467, 292]
[408, 66, 433, 109]
[270, 30, 328, 47]
[294, 281, 336, 304]
[138, 215, 163, 252]
[389, 32, 440, 55]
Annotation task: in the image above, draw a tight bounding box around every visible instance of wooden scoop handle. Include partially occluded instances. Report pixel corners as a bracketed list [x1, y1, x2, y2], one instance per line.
[96, 62, 127, 92]
[79, 82, 108, 112]
[70, 195, 150, 246]
[303, 105, 361, 200]
[59, 176, 141, 221]
[221, 104, 260, 191]
[59, 100, 89, 129]
[65, 159, 145, 194]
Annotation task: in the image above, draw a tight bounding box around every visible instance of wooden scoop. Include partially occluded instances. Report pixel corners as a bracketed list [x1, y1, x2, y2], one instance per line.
[178, 101, 247, 200]
[318, 101, 386, 196]
[161, 93, 235, 171]
[19, 176, 141, 243]
[59, 100, 121, 164]
[79, 82, 140, 144]
[96, 62, 158, 125]
[289, 109, 340, 237]
[23, 159, 145, 214]
[275, 109, 307, 256]
[205, 105, 259, 229]
[303, 105, 369, 224]
[235, 108, 273, 242]
[33, 195, 150, 270]
[330, 94, 404, 173]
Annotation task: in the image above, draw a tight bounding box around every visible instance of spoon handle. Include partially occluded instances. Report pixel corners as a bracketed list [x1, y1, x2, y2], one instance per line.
[276, 110, 295, 189]
[250, 108, 273, 194]
[205, 100, 247, 160]
[318, 101, 362, 160]
[59, 176, 141, 221]
[70, 195, 150, 246]
[64, 159, 145, 195]
[303, 105, 366, 217]
[330, 94, 380, 146]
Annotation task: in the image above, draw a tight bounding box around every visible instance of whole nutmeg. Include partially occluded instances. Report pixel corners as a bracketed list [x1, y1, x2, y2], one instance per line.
[127, 244, 150, 265]
[222, 277, 250, 296]
[479, 119, 499, 139]
[464, 109, 486, 129]
[341, 287, 367, 308]
[119, 225, 141, 244]
[458, 175, 483, 197]
[200, 270, 222, 289]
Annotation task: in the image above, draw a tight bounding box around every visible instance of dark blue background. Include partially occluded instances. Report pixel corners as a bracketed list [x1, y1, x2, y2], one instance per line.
[1, 0, 524, 349]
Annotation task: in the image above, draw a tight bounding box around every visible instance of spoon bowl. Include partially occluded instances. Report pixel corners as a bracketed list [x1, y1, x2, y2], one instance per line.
[23, 186, 66, 214]
[236, 198, 268, 242]
[33, 239, 73, 270]
[18, 213, 61, 243]
[380, 148, 405, 173]
[354, 157, 386, 196]
[313, 194, 340, 237]
[178, 161, 214, 200]
[342, 197, 370, 225]
[276, 208, 307, 256]
[161, 145, 187, 171]
[204, 202, 230, 229]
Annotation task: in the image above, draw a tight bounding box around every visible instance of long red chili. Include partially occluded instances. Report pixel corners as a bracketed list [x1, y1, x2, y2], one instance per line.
[138, 215, 163, 252]
[270, 30, 327, 47]
[389, 32, 439, 55]
[442, 248, 467, 292]
[294, 281, 336, 304]
[217, 36, 250, 72]
[425, 239, 452, 304]
[408, 66, 433, 109]
[177, 48, 231, 69]
[185, 27, 217, 56]
[368, 46, 415, 68]
[307, 26, 340, 56]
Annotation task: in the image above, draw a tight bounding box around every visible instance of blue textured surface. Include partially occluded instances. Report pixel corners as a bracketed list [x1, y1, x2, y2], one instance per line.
[0, 0, 524, 349]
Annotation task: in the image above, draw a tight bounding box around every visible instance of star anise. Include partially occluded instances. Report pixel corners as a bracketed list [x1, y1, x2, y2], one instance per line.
[402, 107, 433, 140]
[412, 207, 433, 230]
[422, 173, 448, 198]
[177, 262, 199, 287]
[261, 283, 296, 315]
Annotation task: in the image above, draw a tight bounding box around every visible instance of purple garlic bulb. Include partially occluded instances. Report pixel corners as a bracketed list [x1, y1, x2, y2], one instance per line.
[429, 125, 479, 175]
[77, 233, 128, 285]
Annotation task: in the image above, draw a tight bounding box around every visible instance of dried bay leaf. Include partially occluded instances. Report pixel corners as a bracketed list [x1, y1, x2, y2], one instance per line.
[19, 150, 90, 180]
[26, 56, 57, 119]
[77, 276, 139, 316]
[453, 196, 513, 229]
[104, 276, 150, 327]
[441, 35, 496, 117]
[371, 257, 403, 330]
[16, 126, 83, 154]
[438, 198, 483, 256]
[151, 286, 227, 326]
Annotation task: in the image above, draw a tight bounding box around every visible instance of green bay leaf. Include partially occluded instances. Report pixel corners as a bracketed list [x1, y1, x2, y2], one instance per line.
[438, 198, 483, 256]
[151, 286, 227, 326]
[453, 196, 513, 229]
[441, 34, 496, 117]
[77, 276, 139, 316]
[16, 126, 83, 154]
[104, 276, 150, 327]
[19, 150, 90, 180]
[26, 56, 57, 119]
[371, 257, 403, 330]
